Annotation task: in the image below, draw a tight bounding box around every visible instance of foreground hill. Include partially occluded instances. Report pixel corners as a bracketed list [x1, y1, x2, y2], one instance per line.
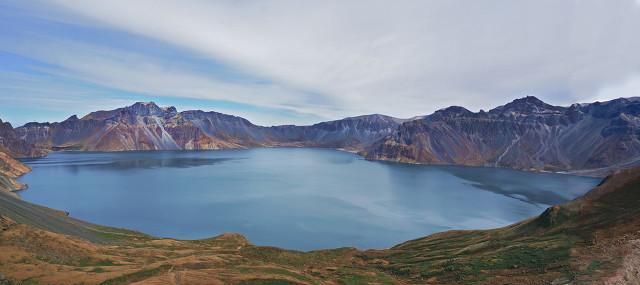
[366, 166, 640, 284]
[365, 96, 640, 173]
[0, 150, 638, 284]
[2, 96, 640, 174]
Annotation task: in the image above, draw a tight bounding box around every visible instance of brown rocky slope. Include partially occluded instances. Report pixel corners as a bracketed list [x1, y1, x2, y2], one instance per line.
[0, 150, 30, 194]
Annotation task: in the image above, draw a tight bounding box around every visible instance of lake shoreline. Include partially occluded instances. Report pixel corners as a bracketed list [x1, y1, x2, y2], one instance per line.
[21, 145, 606, 177]
[17, 148, 599, 250]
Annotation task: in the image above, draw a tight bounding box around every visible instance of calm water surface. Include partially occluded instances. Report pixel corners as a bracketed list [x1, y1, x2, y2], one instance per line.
[19, 148, 599, 250]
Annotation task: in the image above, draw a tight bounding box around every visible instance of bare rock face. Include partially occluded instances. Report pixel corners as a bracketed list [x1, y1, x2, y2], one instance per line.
[264, 114, 403, 150]
[365, 96, 640, 173]
[0, 119, 46, 158]
[13, 102, 402, 153]
[0, 150, 30, 193]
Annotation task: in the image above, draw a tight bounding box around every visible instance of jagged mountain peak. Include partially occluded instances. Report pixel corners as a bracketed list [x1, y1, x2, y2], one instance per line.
[516, 95, 545, 104]
[502, 95, 548, 108]
[131, 101, 158, 107]
[431, 106, 473, 118]
[579, 97, 640, 118]
[82, 102, 178, 121]
[344, 114, 402, 123]
[125, 102, 166, 116]
[313, 114, 405, 128]
[165, 106, 178, 113]
[0, 119, 12, 129]
[489, 95, 564, 116]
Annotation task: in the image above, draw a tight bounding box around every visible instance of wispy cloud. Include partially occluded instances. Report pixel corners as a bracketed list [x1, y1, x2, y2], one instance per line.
[2, 0, 640, 125]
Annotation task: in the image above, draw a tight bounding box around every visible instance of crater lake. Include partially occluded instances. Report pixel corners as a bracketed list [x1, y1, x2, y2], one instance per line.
[18, 148, 599, 250]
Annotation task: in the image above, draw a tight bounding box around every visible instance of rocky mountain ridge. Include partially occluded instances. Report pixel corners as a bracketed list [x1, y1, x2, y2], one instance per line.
[365, 96, 640, 173]
[8, 102, 402, 155]
[2, 96, 640, 174]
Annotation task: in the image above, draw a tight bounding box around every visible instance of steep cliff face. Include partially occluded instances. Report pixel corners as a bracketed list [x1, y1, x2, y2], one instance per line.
[264, 114, 403, 150]
[0, 150, 30, 193]
[365, 96, 640, 172]
[0, 119, 46, 158]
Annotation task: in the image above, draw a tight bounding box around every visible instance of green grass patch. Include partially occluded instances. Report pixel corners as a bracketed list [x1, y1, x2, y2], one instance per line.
[0, 278, 41, 285]
[384, 243, 571, 284]
[338, 274, 367, 285]
[240, 247, 354, 268]
[486, 245, 570, 270]
[235, 267, 317, 284]
[90, 225, 151, 243]
[585, 260, 603, 274]
[337, 267, 395, 285]
[77, 258, 117, 267]
[91, 267, 107, 273]
[34, 255, 117, 267]
[98, 264, 171, 285]
[237, 280, 299, 285]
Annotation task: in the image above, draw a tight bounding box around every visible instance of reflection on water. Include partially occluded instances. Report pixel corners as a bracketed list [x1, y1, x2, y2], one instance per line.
[23, 152, 240, 169]
[18, 148, 600, 250]
[70, 157, 238, 171]
[441, 166, 575, 205]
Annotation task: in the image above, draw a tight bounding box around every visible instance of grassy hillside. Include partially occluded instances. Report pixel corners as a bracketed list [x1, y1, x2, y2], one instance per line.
[362, 167, 640, 284]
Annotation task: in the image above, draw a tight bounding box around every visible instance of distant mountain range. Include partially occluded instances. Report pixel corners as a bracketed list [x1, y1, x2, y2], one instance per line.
[6, 102, 401, 153]
[1, 96, 640, 175]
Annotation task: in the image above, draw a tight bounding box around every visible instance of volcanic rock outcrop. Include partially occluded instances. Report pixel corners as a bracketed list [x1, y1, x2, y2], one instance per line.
[13, 102, 402, 153]
[365, 96, 640, 173]
[0, 150, 30, 193]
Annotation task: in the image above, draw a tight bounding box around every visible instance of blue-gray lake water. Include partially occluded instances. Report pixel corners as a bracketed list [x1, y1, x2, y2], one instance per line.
[18, 148, 599, 250]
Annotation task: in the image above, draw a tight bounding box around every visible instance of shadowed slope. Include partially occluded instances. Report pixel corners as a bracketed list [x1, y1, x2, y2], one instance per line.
[365, 97, 640, 173]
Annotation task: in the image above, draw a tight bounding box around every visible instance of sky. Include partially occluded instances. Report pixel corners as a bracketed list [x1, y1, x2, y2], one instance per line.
[1, 0, 640, 127]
